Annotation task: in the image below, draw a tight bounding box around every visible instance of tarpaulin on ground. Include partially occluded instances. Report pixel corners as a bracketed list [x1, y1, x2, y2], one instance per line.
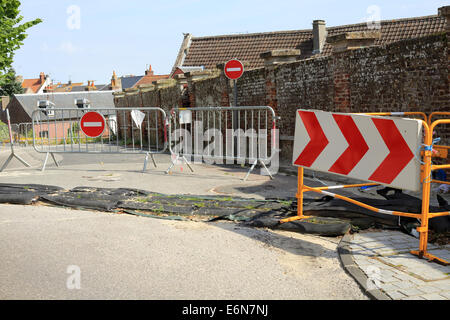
[0, 184, 448, 236]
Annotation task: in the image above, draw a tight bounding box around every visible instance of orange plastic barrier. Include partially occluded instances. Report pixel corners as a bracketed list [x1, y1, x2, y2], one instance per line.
[282, 112, 449, 266]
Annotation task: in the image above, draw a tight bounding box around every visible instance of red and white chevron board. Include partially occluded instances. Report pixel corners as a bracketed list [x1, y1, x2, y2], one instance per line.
[292, 109, 423, 192]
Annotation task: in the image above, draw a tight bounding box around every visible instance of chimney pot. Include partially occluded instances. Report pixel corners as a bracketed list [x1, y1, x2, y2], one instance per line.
[145, 65, 154, 76]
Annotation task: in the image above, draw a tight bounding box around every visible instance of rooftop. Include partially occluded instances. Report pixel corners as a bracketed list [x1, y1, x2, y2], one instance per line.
[176, 14, 447, 70]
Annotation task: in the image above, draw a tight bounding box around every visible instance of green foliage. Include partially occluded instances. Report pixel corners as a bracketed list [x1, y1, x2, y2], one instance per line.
[68, 122, 80, 137]
[0, 0, 42, 84]
[0, 120, 9, 141]
[0, 68, 23, 96]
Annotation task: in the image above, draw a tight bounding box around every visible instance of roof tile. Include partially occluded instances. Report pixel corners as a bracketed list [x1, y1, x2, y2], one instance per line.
[181, 14, 446, 70]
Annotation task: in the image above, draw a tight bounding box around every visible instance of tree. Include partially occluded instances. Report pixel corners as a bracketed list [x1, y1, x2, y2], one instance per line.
[0, 0, 42, 85]
[0, 68, 23, 96]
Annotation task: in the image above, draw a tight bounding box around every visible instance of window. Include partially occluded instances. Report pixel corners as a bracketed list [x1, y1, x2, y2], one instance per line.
[39, 131, 49, 138]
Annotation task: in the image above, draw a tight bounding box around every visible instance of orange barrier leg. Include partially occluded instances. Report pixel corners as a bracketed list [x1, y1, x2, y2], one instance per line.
[410, 121, 449, 266]
[280, 166, 311, 223]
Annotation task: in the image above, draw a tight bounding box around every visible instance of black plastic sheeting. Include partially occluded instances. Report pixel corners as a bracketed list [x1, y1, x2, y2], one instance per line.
[0, 184, 448, 236]
[0, 183, 64, 204]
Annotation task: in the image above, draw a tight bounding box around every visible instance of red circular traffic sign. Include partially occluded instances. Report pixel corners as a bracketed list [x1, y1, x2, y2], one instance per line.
[80, 111, 106, 138]
[224, 59, 244, 80]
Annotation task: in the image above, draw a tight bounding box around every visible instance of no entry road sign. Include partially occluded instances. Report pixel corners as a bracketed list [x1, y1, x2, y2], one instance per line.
[224, 59, 244, 80]
[80, 111, 106, 138]
[292, 110, 423, 191]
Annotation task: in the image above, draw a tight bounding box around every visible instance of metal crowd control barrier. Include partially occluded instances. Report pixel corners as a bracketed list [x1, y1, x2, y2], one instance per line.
[17, 122, 33, 146]
[166, 106, 279, 181]
[8, 123, 20, 144]
[282, 111, 449, 266]
[0, 109, 31, 171]
[31, 107, 167, 171]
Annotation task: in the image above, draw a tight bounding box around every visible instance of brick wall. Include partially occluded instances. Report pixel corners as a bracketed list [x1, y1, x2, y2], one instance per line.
[192, 75, 230, 107]
[114, 32, 449, 162]
[236, 68, 266, 107]
[273, 56, 334, 159]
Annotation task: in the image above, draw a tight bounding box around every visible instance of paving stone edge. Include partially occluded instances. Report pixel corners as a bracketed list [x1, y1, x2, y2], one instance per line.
[337, 233, 392, 300]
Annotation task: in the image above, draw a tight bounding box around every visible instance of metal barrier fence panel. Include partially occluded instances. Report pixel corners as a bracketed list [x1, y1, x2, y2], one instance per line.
[31, 107, 167, 154]
[0, 109, 31, 171]
[17, 122, 33, 146]
[167, 106, 279, 180]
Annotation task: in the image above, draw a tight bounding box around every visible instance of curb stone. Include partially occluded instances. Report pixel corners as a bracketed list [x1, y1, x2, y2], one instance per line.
[337, 233, 391, 300]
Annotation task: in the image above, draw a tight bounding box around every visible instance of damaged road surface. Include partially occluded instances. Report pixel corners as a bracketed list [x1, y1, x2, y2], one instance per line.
[0, 183, 448, 299]
[0, 183, 448, 237]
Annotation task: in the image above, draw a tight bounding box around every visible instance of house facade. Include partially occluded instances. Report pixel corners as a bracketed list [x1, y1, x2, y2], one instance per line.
[1, 91, 116, 140]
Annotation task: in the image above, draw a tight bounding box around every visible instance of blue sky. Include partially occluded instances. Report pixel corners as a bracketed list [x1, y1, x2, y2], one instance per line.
[13, 0, 449, 84]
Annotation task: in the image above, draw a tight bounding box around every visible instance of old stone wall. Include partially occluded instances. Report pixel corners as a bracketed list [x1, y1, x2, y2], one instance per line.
[114, 32, 449, 162]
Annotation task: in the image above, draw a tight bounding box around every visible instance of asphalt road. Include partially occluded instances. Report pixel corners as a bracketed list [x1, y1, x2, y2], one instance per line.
[0, 204, 367, 300]
[0, 145, 370, 299]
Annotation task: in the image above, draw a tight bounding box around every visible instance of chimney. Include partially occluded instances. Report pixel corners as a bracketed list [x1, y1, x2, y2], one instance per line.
[111, 71, 122, 91]
[85, 80, 96, 91]
[39, 72, 45, 83]
[145, 65, 154, 76]
[312, 20, 326, 54]
[327, 31, 381, 53]
[438, 6, 450, 31]
[260, 49, 300, 66]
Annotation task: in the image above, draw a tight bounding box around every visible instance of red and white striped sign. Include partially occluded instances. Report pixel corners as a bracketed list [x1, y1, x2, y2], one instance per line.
[292, 110, 423, 191]
[80, 111, 106, 138]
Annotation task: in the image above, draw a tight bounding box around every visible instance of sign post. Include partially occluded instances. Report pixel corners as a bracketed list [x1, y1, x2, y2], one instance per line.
[224, 59, 244, 106]
[224, 59, 244, 160]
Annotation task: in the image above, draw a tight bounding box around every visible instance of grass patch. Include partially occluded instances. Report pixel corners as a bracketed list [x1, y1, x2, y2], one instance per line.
[193, 202, 206, 208]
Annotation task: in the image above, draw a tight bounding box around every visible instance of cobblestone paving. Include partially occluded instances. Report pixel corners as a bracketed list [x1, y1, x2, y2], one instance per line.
[349, 230, 450, 300]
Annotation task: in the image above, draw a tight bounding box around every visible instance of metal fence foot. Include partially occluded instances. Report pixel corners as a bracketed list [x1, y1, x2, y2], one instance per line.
[150, 154, 157, 168]
[41, 152, 49, 172]
[165, 155, 178, 174]
[0, 154, 14, 172]
[50, 152, 59, 167]
[143, 153, 149, 172]
[182, 156, 194, 172]
[14, 153, 31, 168]
[243, 159, 258, 181]
[260, 160, 273, 180]
[0, 153, 31, 172]
[142, 153, 157, 172]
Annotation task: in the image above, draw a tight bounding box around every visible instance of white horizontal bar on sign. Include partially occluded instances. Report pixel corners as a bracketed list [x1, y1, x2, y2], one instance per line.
[226, 68, 242, 72]
[83, 122, 102, 127]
